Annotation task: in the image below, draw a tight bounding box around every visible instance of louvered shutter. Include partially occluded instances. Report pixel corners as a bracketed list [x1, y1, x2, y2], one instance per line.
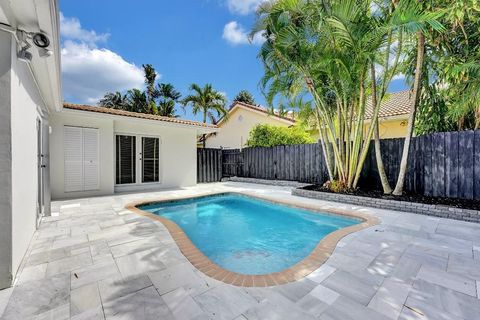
[82, 128, 99, 191]
[64, 126, 84, 192]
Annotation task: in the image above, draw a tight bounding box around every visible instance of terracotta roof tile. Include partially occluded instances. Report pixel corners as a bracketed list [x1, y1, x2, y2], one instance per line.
[63, 103, 217, 129]
[365, 90, 411, 119]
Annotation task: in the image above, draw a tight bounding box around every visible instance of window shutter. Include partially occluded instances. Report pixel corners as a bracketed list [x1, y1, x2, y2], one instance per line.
[64, 126, 84, 192]
[82, 128, 99, 191]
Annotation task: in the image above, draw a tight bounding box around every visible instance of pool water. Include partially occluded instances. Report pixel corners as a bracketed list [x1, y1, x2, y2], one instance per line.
[140, 193, 359, 275]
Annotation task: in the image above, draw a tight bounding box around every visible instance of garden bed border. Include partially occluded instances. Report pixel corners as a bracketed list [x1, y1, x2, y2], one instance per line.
[292, 187, 480, 223]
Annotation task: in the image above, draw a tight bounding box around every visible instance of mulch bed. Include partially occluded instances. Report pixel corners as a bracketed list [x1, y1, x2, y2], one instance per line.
[301, 185, 480, 211]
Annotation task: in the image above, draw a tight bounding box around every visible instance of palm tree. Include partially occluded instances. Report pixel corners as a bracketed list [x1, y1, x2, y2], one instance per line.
[157, 83, 181, 117]
[182, 83, 227, 147]
[125, 89, 148, 113]
[142, 64, 159, 114]
[253, 0, 443, 190]
[99, 91, 128, 109]
[234, 90, 256, 105]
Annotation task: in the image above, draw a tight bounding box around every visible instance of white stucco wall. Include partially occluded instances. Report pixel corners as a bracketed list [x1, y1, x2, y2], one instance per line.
[49, 111, 198, 200]
[8, 34, 46, 280]
[205, 107, 294, 149]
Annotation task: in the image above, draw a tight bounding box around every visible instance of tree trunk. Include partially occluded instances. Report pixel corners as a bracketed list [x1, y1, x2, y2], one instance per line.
[393, 31, 425, 195]
[371, 64, 392, 194]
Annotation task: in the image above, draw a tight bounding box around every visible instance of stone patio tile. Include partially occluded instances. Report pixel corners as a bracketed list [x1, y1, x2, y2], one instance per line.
[87, 225, 133, 243]
[36, 227, 69, 240]
[447, 254, 480, 280]
[70, 283, 102, 317]
[162, 287, 205, 320]
[368, 279, 412, 319]
[149, 262, 205, 295]
[309, 284, 340, 305]
[46, 252, 93, 277]
[0, 287, 13, 318]
[408, 279, 480, 320]
[319, 296, 389, 320]
[31, 303, 70, 320]
[2, 273, 70, 319]
[98, 275, 152, 303]
[295, 294, 329, 317]
[114, 247, 168, 278]
[321, 270, 381, 305]
[71, 306, 105, 320]
[389, 257, 421, 285]
[271, 278, 317, 303]
[243, 299, 316, 320]
[193, 285, 258, 320]
[436, 223, 480, 243]
[17, 263, 47, 284]
[367, 248, 405, 278]
[99, 218, 126, 229]
[71, 224, 102, 237]
[103, 286, 174, 320]
[71, 259, 121, 290]
[416, 265, 476, 296]
[402, 246, 448, 270]
[306, 265, 336, 284]
[399, 297, 459, 320]
[51, 235, 89, 250]
[109, 237, 163, 258]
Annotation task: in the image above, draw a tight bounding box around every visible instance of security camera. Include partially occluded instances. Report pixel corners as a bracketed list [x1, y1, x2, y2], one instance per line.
[38, 47, 53, 58]
[32, 33, 50, 48]
[18, 47, 33, 62]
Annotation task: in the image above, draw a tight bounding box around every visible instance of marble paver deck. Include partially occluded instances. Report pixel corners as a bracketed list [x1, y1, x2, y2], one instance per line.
[1, 182, 479, 320]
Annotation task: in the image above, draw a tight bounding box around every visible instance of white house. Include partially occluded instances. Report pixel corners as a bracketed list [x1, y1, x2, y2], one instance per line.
[0, 0, 216, 289]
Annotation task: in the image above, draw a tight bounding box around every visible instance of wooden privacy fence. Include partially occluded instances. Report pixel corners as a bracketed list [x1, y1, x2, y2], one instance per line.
[197, 148, 222, 183]
[197, 130, 480, 200]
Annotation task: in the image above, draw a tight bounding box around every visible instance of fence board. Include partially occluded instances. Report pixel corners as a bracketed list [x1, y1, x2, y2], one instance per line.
[459, 131, 474, 199]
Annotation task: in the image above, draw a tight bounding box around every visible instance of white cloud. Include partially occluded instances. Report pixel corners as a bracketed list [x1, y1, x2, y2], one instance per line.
[60, 13, 109, 46]
[226, 0, 268, 15]
[223, 21, 264, 46]
[60, 13, 144, 104]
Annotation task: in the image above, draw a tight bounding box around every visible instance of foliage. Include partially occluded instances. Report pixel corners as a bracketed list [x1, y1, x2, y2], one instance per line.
[98, 64, 181, 117]
[252, 0, 443, 189]
[182, 83, 228, 147]
[234, 90, 256, 105]
[246, 124, 313, 148]
[182, 84, 227, 124]
[415, 0, 480, 133]
[323, 180, 349, 193]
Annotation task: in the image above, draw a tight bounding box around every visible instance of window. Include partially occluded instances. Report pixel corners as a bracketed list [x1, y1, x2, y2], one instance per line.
[142, 137, 160, 183]
[115, 134, 161, 186]
[116, 135, 136, 184]
[64, 126, 99, 192]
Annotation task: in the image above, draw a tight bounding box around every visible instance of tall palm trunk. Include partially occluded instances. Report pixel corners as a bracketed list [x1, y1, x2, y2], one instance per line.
[370, 64, 392, 194]
[202, 110, 207, 148]
[393, 31, 425, 195]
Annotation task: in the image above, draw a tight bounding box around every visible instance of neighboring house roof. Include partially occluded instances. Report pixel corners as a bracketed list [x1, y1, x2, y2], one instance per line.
[63, 103, 218, 130]
[365, 90, 412, 120]
[217, 101, 296, 126]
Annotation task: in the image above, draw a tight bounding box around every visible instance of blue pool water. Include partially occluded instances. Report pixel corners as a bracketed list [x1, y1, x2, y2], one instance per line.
[140, 193, 359, 275]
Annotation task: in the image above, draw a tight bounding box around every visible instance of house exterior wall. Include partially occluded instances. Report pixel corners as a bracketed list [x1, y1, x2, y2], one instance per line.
[0, 31, 48, 288]
[309, 118, 409, 141]
[49, 112, 198, 200]
[0, 31, 13, 289]
[205, 107, 293, 149]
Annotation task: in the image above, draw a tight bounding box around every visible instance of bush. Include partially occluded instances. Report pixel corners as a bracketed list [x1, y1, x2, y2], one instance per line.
[246, 124, 313, 147]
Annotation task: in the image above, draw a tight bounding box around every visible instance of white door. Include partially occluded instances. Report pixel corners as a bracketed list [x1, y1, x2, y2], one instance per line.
[83, 128, 100, 191]
[64, 126, 99, 192]
[64, 126, 84, 192]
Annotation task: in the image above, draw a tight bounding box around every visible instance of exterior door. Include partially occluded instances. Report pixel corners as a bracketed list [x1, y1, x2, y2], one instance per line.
[142, 137, 160, 183]
[37, 119, 43, 225]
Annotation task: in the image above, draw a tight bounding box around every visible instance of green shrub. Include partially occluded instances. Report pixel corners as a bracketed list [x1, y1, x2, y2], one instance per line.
[246, 124, 313, 148]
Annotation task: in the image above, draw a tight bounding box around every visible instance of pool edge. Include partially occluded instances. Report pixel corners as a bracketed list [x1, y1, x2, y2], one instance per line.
[124, 191, 380, 287]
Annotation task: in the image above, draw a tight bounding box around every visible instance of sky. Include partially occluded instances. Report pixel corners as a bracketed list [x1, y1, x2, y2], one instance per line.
[60, 0, 407, 122]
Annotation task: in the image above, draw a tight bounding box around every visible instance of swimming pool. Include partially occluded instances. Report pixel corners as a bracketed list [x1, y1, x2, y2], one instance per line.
[139, 193, 360, 275]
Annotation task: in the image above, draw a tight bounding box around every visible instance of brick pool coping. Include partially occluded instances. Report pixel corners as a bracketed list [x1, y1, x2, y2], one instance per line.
[292, 188, 480, 224]
[125, 191, 379, 287]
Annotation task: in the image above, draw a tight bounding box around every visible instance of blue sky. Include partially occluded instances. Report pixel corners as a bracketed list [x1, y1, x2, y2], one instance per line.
[60, 0, 407, 122]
